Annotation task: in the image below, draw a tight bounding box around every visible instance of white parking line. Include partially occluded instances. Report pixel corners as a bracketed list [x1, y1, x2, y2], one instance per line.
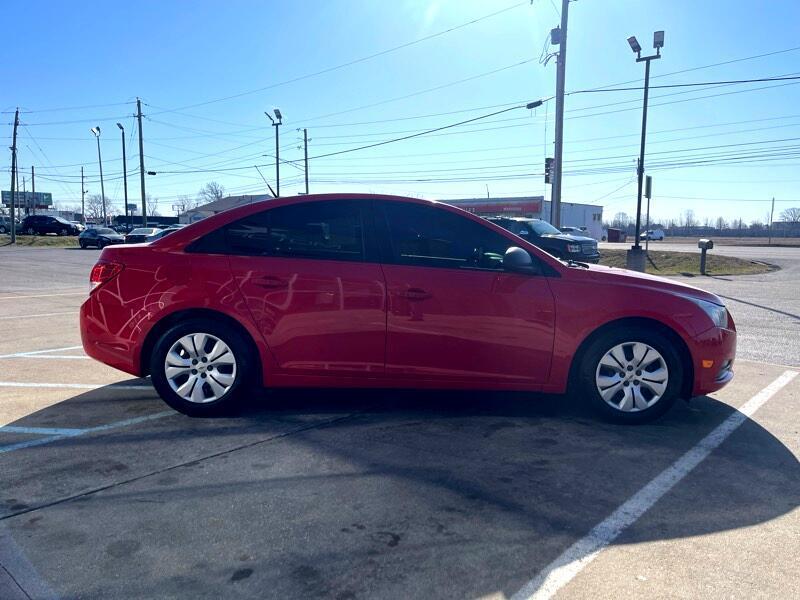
[511, 369, 799, 600]
[0, 311, 75, 321]
[0, 411, 174, 454]
[1, 355, 90, 360]
[0, 382, 151, 390]
[0, 346, 83, 359]
[1, 426, 83, 436]
[0, 291, 85, 301]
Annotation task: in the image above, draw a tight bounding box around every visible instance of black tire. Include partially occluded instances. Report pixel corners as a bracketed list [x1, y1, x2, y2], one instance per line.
[576, 326, 683, 424]
[150, 319, 255, 417]
[59, 228, 67, 236]
[0, 226, 6, 234]
[79, 241, 87, 249]
[97, 240, 106, 249]
[26, 227, 35, 235]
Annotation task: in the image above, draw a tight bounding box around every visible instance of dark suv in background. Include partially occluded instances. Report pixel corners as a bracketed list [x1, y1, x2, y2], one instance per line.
[20, 215, 81, 236]
[487, 217, 600, 263]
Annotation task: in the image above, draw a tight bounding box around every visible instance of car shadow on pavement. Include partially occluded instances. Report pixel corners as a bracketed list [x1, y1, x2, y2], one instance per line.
[1, 383, 798, 599]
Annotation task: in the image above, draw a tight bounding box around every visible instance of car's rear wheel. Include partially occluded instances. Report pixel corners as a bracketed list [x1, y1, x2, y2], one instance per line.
[79, 240, 87, 249]
[59, 228, 67, 236]
[577, 326, 682, 424]
[150, 319, 254, 417]
[26, 227, 35, 235]
[0, 226, 6, 234]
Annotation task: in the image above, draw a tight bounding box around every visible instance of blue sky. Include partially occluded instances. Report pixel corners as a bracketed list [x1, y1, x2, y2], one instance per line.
[4, 0, 800, 223]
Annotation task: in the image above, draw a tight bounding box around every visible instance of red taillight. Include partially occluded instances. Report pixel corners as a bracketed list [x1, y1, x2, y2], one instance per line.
[90, 261, 124, 290]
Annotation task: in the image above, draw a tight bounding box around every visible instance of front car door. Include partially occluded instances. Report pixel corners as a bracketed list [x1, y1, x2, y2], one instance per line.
[376, 200, 556, 387]
[221, 199, 387, 381]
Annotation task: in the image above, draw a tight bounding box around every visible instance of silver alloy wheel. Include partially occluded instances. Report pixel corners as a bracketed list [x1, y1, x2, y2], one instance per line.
[164, 333, 237, 404]
[595, 341, 669, 412]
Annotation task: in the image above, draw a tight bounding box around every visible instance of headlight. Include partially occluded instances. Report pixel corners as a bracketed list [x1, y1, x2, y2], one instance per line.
[566, 243, 581, 253]
[688, 297, 728, 329]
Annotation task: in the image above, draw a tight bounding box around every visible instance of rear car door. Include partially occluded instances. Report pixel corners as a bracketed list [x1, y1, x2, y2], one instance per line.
[376, 201, 556, 386]
[222, 200, 387, 379]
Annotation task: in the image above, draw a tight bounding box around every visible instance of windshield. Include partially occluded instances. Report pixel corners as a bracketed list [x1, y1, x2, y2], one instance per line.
[526, 220, 562, 236]
[97, 228, 115, 234]
[130, 228, 153, 235]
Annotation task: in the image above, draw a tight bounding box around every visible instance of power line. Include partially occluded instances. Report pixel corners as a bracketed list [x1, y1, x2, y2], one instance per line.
[145, 2, 528, 115]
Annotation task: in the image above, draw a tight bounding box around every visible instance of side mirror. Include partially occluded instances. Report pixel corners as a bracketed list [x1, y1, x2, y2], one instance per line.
[503, 246, 539, 274]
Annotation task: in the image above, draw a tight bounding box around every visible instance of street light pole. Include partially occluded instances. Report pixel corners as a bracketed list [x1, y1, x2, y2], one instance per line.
[625, 31, 663, 272]
[90, 127, 106, 225]
[266, 108, 283, 196]
[117, 123, 129, 231]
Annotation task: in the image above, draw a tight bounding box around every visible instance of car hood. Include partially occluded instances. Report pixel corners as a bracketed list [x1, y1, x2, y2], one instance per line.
[580, 263, 724, 305]
[541, 233, 597, 243]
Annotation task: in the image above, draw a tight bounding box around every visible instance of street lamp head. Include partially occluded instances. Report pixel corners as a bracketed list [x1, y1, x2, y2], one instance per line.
[273, 108, 283, 122]
[146, 171, 157, 176]
[116, 122, 124, 130]
[627, 36, 641, 54]
[653, 30, 664, 49]
[90, 127, 101, 137]
[526, 100, 543, 109]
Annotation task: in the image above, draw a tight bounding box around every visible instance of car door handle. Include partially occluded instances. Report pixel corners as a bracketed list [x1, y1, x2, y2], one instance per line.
[401, 287, 432, 301]
[252, 276, 288, 289]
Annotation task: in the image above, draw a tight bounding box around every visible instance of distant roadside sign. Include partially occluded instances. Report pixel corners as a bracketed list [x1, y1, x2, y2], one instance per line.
[2, 190, 53, 207]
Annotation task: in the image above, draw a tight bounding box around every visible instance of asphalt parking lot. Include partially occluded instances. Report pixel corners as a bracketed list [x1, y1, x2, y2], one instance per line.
[1, 245, 798, 599]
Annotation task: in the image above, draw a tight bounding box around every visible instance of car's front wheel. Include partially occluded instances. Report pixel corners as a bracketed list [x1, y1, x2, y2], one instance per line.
[150, 319, 254, 416]
[577, 326, 682, 424]
[26, 227, 35, 235]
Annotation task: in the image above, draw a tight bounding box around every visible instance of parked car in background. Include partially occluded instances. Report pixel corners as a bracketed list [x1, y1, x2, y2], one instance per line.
[487, 216, 600, 263]
[79, 227, 125, 249]
[145, 225, 186, 242]
[82, 194, 735, 423]
[20, 215, 81, 236]
[70, 221, 86, 232]
[559, 226, 588, 235]
[0, 216, 20, 234]
[125, 227, 162, 243]
[640, 229, 665, 241]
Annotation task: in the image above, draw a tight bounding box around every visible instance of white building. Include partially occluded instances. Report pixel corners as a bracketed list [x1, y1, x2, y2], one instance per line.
[441, 196, 604, 240]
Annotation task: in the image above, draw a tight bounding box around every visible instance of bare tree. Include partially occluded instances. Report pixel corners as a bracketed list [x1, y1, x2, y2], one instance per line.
[682, 209, 697, 234]
[172, 195, 197, 216]
[146, 194, 160, 217]
[780, 207, 800, 222]
[197, 181, 225, 205]
[715, 217, 727, 231]
[611, 212, 629, 228]
[84, 194, 106, 223]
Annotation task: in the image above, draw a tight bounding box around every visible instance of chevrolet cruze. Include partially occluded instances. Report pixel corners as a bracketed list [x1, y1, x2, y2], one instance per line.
[80, 194, 735, 423]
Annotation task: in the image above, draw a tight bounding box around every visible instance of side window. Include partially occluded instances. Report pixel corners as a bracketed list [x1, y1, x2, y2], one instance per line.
[192, 201, 366, 262]
[381, 202, 514, 270]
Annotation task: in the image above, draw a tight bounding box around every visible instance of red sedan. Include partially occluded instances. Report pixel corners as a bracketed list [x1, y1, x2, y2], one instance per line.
[80, 194, 735, 423]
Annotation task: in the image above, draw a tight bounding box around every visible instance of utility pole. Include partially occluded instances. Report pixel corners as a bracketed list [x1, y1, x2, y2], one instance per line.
[625, 30, 664, 272]
[137, 98, 147, 226]
[81, 167, 86, 224]
[30, 165, 35, 216]
[768, 197, 775, 245]
[549, 0, 569, 228]
[644, 173, 652, 253]
[303, 128, 309, 195]
[9, 108, 19, 243]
